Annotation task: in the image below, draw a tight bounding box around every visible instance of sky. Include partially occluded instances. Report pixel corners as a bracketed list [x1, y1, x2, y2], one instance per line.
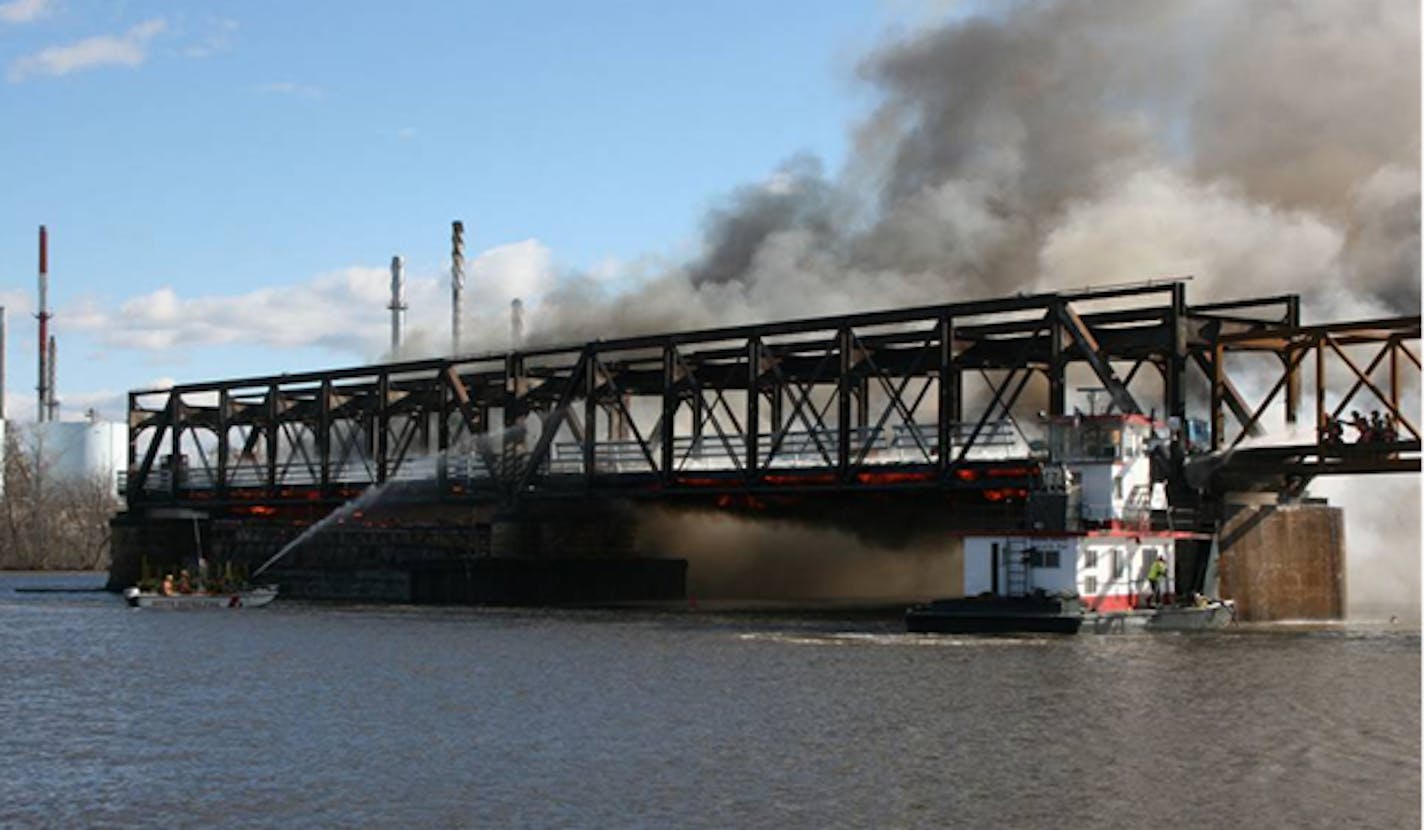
[0, 0, 1418, 426]
[0, 0, 922, 419]
[1, 0, 1417, 612]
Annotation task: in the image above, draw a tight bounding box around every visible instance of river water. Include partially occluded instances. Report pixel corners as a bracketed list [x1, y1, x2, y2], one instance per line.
[1, 572, 1417, 829]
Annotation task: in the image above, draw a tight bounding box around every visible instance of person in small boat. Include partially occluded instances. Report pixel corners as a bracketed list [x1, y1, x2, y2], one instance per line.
[160, 574, 175, 596]
[1146, 554, 1168, 608]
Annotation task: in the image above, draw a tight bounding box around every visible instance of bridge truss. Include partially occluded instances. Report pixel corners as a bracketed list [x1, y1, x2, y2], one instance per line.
[124, 283, 1419, 512]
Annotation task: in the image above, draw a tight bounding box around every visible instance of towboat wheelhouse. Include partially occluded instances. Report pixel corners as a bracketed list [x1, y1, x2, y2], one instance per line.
[960, 413, 1184, 610]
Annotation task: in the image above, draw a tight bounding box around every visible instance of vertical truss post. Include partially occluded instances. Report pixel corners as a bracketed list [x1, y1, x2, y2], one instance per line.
[126, 392, 137, 474]
[584, 349, 597, 478]
[266, 385, 279, 494]
[318, 380, 332, 493]
[1284, 295, 1301, 425]
[126, 392, 139, 481]
[1390, 337, 1401, 416]
[1210, 343, 1224, 451]
[376, 372, 390, 484]
[937, 316, 957, 471]
[661, 344, 676, 484]
[170, 391, 183, 499]
[1315, 332, 1326, 442]
[1167, 282, 1188, 424]
[769, 383, 783, 434]
[747, 337, 761, 478]
[436, 369, 450, 494]
[837, 326, 853, 479]
[217, 388, 230, 499]
[692, 392, 704, 445]
[1048, 306, 1065, 417]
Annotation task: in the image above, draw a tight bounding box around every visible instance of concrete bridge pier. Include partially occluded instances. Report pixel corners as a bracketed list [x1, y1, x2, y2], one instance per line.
[1216, 497, 1346, 621]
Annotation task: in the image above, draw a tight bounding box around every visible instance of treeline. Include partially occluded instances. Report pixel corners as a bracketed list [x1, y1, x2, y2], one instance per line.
[0, 429, 118, 570]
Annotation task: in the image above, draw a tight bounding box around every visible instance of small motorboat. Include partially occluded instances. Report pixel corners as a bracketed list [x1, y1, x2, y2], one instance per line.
[1083, 598, 1235, 633]
[123, 585, 278, 609]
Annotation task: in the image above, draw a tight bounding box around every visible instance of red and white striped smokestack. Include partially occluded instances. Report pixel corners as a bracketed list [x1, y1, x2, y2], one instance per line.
[37, 225, 49, 423]
[46, 335, 57, 422]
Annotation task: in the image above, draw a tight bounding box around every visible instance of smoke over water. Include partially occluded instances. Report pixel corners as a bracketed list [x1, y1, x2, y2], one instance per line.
[461, 2, 1418, 609]
[637, 508, 960, 601]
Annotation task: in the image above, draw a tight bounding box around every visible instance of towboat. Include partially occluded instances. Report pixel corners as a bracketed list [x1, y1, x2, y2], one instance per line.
[123, 585, 278, 609]
[905, 412, 1240, 636]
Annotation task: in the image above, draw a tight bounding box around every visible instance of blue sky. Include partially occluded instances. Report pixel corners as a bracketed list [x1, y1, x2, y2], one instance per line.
[0, 1, 947, 419]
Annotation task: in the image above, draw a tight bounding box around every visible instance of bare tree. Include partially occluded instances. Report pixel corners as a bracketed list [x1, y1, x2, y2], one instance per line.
[0, 425, 119, 570]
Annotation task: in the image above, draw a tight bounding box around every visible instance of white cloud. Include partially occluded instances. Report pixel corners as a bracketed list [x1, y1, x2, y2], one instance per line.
[256, 80, 322, 99]
[396, 126, 416, 140]
[8, 18, 167, 82]
[0, 0, 50, 24]
[64, 240, 558, 363]
[184, 17, 238, 59]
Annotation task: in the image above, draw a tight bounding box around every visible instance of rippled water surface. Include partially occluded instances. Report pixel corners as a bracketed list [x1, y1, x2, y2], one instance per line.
[1, 572, 1417, 829]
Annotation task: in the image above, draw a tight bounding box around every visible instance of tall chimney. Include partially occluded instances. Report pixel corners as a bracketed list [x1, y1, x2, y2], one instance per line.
[36, 225, 49, 423]
[510, 297, 524, 348]
[388, 255, 406, 358]
[46, 335, 56, 421]
[451, 221, 464, 355]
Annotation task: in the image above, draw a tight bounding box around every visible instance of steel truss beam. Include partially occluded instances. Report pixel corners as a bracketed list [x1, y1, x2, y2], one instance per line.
[122, 283, 1419, 509]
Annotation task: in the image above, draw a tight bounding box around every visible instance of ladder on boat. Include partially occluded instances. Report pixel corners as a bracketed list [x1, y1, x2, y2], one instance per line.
[1004, 541, 1031, 597]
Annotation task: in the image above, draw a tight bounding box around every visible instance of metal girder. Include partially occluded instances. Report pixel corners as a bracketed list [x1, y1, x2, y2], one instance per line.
[1057, 302, 1141, 415]
[123, 282, 1421, 509]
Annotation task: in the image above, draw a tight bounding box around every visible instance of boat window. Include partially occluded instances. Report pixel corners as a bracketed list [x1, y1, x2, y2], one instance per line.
[1082, 548, 1098, 569]
[1027, 548, 1060, 568]
[1112, 547, 1128, 578]
[1082, 575, 1098, 594]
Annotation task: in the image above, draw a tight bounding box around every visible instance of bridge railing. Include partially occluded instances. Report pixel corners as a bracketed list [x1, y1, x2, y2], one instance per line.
[152, 418, 1039, 494]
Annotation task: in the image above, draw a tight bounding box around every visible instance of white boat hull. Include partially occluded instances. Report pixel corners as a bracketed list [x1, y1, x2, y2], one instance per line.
[123, 586, 278, 609]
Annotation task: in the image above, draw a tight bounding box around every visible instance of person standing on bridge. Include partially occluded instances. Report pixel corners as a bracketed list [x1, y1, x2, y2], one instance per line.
[1146, 553, 1168, 608]
[1348, 410, 1371, 442]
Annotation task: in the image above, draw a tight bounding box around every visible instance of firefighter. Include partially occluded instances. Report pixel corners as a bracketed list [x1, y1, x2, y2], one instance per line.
[1146, 553, 1169, 608]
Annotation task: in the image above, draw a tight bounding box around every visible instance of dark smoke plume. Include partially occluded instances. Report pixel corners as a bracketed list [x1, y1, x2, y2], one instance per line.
[503, 0, 1417, 348]
[468, 1, 1420, 609]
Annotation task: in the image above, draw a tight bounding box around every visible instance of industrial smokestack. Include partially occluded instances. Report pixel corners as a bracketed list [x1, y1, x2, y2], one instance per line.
[451, 221, 464, 355]
[36, 225, 48, 423]
[388, 255, 406, 359]
[510, 298, 524, 348]
[46, 335, 56, 422]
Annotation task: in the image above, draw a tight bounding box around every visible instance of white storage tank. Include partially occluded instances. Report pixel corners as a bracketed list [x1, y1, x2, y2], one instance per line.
[10, 419, 129, 497]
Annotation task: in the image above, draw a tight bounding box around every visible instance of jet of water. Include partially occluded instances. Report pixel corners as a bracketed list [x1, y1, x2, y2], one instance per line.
[251, 483, 390, 579]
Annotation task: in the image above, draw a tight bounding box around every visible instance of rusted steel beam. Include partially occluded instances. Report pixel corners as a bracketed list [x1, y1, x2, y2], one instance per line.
[1058, 302, 1142, 415]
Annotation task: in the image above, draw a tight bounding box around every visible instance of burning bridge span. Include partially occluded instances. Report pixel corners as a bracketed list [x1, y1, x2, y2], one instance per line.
[110, 283, 1420, 616]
